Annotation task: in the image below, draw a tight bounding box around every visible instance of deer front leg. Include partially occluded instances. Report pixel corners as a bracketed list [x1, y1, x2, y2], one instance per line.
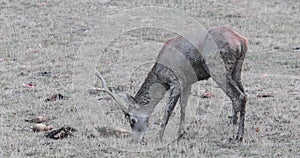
[178, 85, 191, 137]
[158, 87, 180, 141]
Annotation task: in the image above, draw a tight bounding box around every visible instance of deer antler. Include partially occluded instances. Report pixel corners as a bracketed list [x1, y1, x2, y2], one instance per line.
[94, 70, 128, 114]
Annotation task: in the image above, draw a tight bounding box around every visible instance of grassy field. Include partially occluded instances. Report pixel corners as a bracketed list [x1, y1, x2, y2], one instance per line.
[0, 0, 299, 157]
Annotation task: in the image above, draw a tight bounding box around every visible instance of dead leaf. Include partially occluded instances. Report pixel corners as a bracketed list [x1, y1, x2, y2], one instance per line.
[257, 94, 274, 98]
[32, 123, 53, 132]
[36, 3, 47, 7]
[261, 74, 269, 78]
[25, 116, 48, 123]
[45, 93, 66, 102]
[255, 127, 260, 133]
[45, 126, 77, 139]
[292, 47, 300, 51]
[23, 83, 36, 88]
[96, 126, 130, 138]
[38, 71, 52, 77]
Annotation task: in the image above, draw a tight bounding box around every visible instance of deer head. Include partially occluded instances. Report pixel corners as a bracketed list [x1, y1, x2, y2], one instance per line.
[94, 71, 149, 142]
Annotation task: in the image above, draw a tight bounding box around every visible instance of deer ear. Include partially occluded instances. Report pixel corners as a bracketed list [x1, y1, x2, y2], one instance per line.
[118, 94, 137, 104]
[125, 94, 137, 104]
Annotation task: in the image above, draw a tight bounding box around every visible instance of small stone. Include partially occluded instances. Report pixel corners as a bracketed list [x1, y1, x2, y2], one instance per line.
[25, 116, 48, 123]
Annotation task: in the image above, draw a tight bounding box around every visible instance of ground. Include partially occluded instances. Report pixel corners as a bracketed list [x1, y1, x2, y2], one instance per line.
[0, 0, 299, 157]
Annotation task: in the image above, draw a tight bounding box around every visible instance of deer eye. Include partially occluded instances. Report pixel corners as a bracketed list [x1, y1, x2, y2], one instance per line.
[130, 117, 138, 124]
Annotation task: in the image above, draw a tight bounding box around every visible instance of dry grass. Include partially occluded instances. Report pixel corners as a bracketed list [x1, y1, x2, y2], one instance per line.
[0, 0, 299, 157]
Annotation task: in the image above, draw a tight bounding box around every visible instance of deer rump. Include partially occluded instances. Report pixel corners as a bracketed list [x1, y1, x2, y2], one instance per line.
[136, 26, 248, 105]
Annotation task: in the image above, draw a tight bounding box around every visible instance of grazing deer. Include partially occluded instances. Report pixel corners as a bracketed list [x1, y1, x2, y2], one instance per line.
[95, 26, 248, 142]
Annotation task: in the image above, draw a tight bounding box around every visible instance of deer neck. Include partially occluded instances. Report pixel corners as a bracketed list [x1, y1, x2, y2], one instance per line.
[134, 64, 169, 115]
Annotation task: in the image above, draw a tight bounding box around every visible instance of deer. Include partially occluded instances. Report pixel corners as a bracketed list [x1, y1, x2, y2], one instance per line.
[95, 26, 248, 143]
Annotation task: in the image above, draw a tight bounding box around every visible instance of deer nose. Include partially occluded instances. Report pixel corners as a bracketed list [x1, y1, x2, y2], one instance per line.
[138, 128, 143, 132]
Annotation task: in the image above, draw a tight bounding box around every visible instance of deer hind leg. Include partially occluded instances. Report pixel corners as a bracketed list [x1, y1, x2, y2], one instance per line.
[158, 86, 180, 141]
[217, 76, 245, 142]
[212, 66, 245, 141]
[220, 61, 246, 141]
[178, 85, 191, 137]
[214, 50, 246, 141]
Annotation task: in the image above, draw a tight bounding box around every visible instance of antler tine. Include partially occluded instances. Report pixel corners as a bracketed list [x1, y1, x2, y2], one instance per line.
[94, 70, 128, 114]
[95, 70, 109, 92]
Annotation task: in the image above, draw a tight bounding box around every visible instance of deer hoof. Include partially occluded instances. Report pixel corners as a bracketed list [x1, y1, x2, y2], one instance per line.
[235, 135, 243, 142]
